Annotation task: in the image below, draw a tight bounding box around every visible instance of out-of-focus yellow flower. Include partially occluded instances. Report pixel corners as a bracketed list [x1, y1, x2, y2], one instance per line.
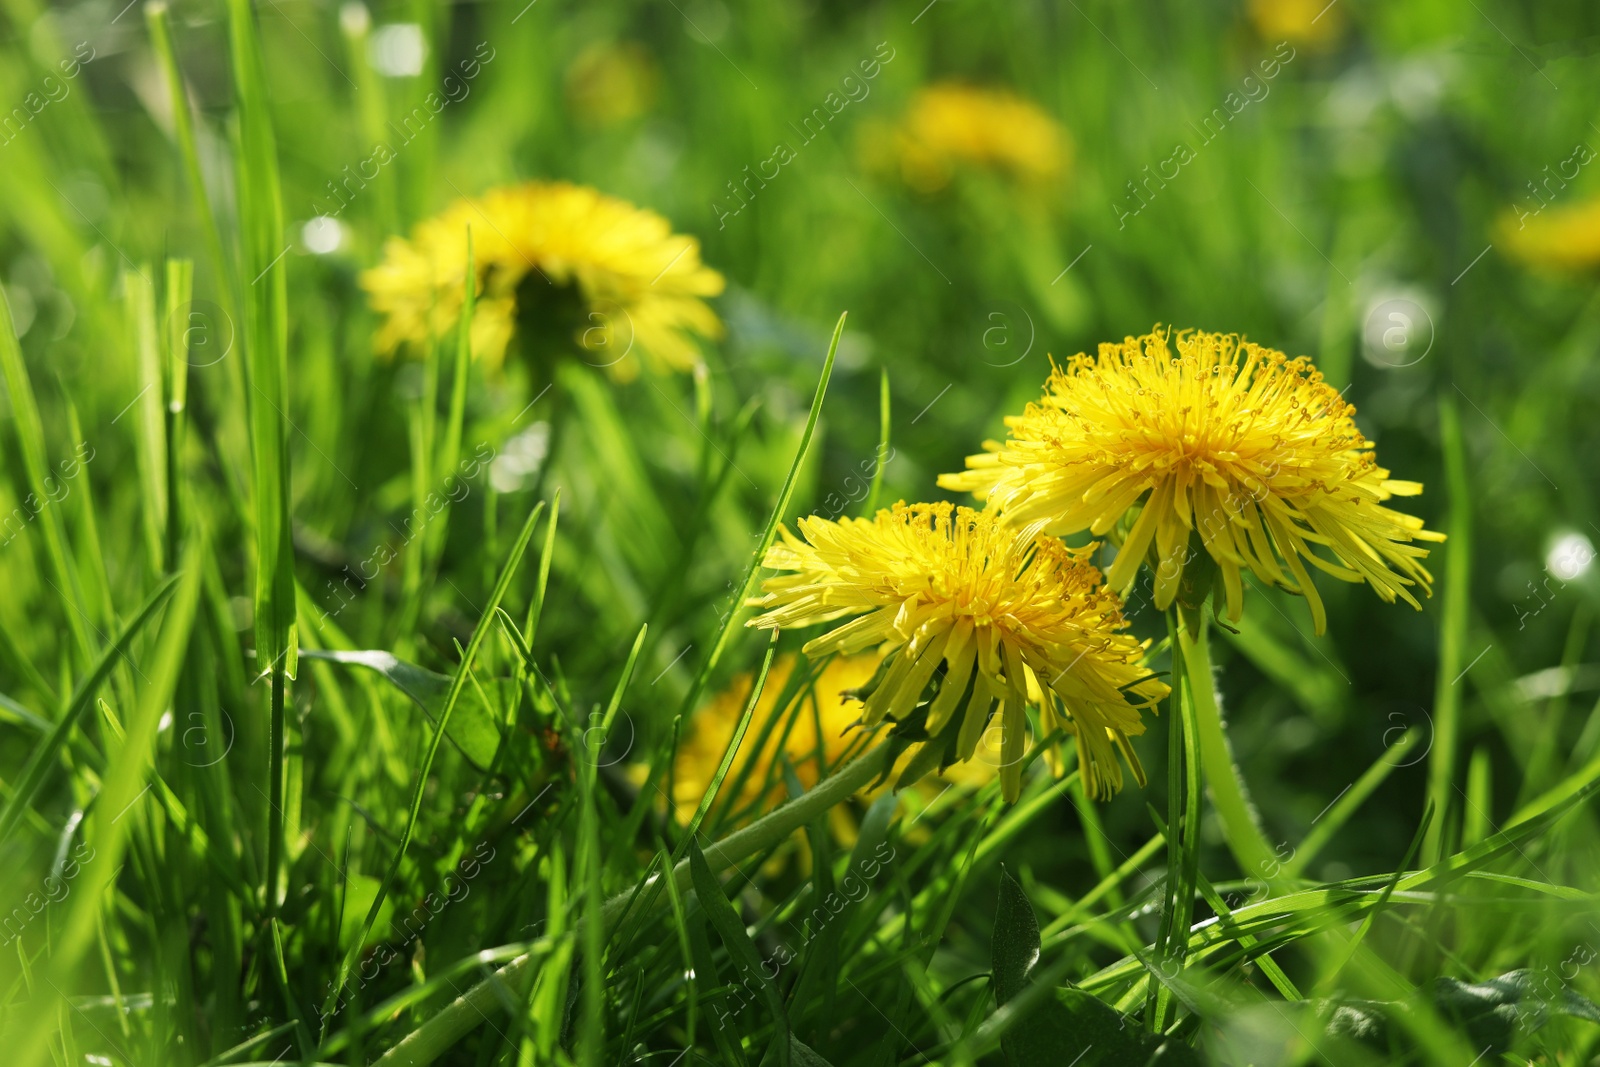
[671, 654, 881, 826]
[670, 653, 990, 855]
[1496, 198, 1600, 271]
[940, 328, 1445, 635]
[564, 41, 658, 127]
[361, 182, 723, 379]
[1247, 0, 1342, 48]
[888, 83, 1068, 194]
[747, 503, 1166, 801]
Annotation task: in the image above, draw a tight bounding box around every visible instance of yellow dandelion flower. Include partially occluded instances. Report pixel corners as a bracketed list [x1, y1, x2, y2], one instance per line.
[564, 41, 659, 127]
[360, 182, 724, 379]
[746, 503, 1167, 801]
[939, 327, 1446, 635]
[1496, 198, 1600, 272]
[670, 654, 882, 826]
[890, 83, 1068, 194]
[1247, 0, 1342, 48]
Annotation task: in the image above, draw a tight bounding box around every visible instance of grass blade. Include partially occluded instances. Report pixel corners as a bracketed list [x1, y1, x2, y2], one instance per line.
[1425, 393, 1470, 863]
[226, 0, 297, 920]
[11, 555, 202, 1066]
[324, 500, 546, 1019]
[0, 573, 180, 842]
[0, 287, 94, 661]
[672, 311, 846, 725]
[862, 366, 890, 517]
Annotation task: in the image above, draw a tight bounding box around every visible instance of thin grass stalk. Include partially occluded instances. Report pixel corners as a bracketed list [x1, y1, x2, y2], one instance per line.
[1425, 394, 1471, 864]
[225, 0, 297, 918]
[163, 259, 193, 569]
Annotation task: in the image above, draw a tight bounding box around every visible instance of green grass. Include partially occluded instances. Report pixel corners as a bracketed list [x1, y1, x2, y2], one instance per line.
[2, 1, 1600, 1065]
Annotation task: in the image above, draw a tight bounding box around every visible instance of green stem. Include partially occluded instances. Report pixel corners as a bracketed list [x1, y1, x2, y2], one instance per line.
[1148, 611, 1198, 1032]
[1178, 613, 1276, 880]
[370, 744, 893, 1066]
[266, 663, 286, 917]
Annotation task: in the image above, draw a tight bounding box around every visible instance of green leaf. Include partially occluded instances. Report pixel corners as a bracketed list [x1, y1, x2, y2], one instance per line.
[687, 908, 750, 1067]
[333, 874, 393, 949]
[992, 868, 1041, 1007]
[1009, 988, 1201, 1067]
[789, 1036, 836, 1067]
[992, 872, 1198, 1067]
[689, 837, 790, 1067]
[297, 648, 501, 770]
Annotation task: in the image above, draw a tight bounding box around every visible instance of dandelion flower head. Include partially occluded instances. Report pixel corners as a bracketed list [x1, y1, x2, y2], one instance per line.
[1496, 197, 1600, 272]
[361, 181, 723, 379]
[1247, 0, 1342, 48]
[747, 503, 1167, 801]
[892, 83, 1068, 194]
[939, 327, 1445, 634]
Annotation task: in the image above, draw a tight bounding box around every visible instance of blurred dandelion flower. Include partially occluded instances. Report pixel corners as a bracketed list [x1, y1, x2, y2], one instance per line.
[886, 83, 1068, 194]
[564, 41, 659, 127]
[1496, 198, 1600, 272]
[1247, 0, 1342, 49]
[670, 653, 988, 858]
[670, 653, 883, 827]
[361, 181, 723, 379]
[940, 327, 1444, 634]
[747, 503, 1166, 801]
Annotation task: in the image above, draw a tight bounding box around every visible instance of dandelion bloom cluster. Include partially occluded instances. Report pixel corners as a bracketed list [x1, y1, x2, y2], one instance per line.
[361, 181, 723, 379]
[747, 503, 1167, 801]
[940, 328, 1444, 634]
[890, 83, 1068, 193]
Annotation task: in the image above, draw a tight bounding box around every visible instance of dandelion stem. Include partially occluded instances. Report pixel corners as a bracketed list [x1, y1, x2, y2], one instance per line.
[370, 743, 893, 1066]
[1177, 613, 1276, 880]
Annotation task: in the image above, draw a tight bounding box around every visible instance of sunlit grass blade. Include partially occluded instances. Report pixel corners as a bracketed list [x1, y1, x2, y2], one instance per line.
[127, 267, 167, 574]
[0, 287, 94, 661]
[163, 258, 193, 568]
[146, 3, 232, 293]
[1425, 393, 1471, 865]
[0, 573, 180, 843]
[10, 554, 201, 1067]
[862, 366, 890, 517]
[225, 0, 297, 924]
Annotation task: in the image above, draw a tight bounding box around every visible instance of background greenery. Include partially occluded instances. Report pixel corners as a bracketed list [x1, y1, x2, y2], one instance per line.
[1, 0, 1599, 1063]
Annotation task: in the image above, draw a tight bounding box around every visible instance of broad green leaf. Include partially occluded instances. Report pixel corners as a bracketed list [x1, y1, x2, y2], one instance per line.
[993, 868, 1041, 1007]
